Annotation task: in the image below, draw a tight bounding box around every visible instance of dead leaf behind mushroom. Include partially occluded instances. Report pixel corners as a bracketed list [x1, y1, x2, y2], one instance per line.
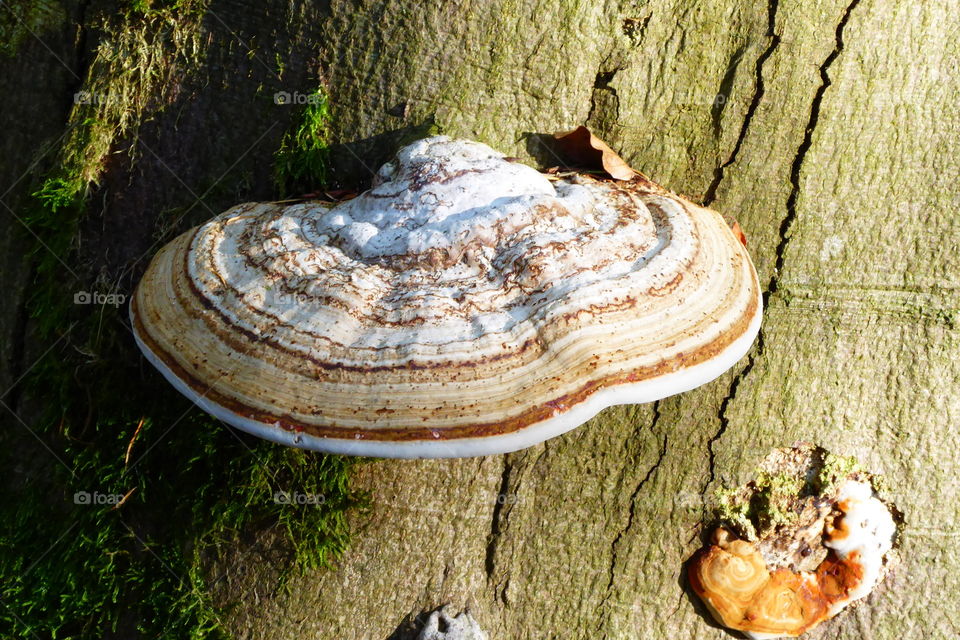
[552, 126, 638, 181]
[722, 214, 748, 247]
[553, 127, 748, 246]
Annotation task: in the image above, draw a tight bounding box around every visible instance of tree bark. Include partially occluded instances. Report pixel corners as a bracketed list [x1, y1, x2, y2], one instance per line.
[3, 0, 958, 638]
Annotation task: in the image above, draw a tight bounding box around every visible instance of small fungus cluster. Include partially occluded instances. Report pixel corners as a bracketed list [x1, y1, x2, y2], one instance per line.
[689, 445, 898, 638]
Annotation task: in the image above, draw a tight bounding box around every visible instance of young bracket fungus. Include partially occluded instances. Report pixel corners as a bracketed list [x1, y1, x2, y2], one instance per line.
[131, 135, 761, 458]
[688, 445, 898, 638]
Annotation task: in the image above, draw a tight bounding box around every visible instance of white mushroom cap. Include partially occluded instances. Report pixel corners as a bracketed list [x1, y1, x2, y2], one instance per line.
[131, 136, 762, 458]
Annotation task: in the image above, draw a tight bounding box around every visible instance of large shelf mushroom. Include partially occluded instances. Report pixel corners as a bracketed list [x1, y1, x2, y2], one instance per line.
[131, 135, 762, 458]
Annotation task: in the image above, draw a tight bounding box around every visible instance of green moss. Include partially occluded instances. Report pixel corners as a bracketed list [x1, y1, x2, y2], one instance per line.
[273, 88, 333, 196]
[752, 472, 804, 531]
[714, 487, 757, 540]
[2, 387, 367, 639]
[714, 472, 805, 540]
[712, 445, 880, 542]
[0, 0, 66, 57]
[123, 0, 206, 18]
[3, 10, 365, 640]
[816, 452, 863, 494]
[56, 3, 208, 190]
[33, 175, 86, 212]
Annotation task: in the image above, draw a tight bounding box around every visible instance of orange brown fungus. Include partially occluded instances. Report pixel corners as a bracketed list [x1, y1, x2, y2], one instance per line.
[815, 552, 864, 607]
[689, 529, 871, 639]
[741, 569, 824, 637]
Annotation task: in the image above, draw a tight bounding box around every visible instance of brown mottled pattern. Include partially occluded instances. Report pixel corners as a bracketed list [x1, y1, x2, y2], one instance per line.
[689, 518, 877, 638]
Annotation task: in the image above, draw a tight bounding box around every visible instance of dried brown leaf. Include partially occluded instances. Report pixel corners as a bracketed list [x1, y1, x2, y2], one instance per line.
[731, 221, 747, 247]
[721, 213, 748, 247]
[552, 126, 637, 181]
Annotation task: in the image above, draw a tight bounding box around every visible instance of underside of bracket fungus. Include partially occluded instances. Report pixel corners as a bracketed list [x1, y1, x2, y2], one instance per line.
[131, 134, 761, 458]
[688, 444, 898, 638]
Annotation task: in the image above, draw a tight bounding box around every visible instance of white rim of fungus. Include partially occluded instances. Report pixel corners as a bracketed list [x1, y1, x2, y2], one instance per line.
[131, 296, 761, 458]
[822, 479, 896, 616]
[132, 136, 763, 458]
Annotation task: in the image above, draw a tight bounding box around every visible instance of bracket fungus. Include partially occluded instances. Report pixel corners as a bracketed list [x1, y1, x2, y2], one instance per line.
[131, 135, 761, 458]
[689, 445, 898, 638]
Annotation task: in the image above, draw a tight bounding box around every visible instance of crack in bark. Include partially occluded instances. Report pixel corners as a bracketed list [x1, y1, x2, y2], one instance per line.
[773, 0, 862, 297]
[6, 278, 31, 414]
[484, 456, 513, 583]
[585, 66, 622, 128]
[7, 0, 95, 414]
[703, 0, 781, 206]
[483, 443, 548, 604]
[705, 331, 763, 489]
[595, 401, 667, 630]
[667, 589, 686, 619]
[710, 44, 748, 139]
[703, 0, 863, 491]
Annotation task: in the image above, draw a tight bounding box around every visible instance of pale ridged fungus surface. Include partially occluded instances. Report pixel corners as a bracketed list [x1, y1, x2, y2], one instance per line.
[131, 136, 761, 457]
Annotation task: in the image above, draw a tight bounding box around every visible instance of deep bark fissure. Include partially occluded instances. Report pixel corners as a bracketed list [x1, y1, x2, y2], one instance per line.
[773, 0, 862, 296]
[585, 66, 622, 128]
[709, 44, 748, 139]
[5, 0, 95, 414]
[705, 331, 764, 489]
[484, 456, 513, 582]
[482, 443, 547, 607]
[595, 401, 667, 630]
[703, 0, 781, 206]
[703, 0, 863, 492]
[5, 289, 31, 414]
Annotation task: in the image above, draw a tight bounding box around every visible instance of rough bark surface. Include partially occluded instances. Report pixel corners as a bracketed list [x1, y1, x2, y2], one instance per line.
[2, 0, 958, 638]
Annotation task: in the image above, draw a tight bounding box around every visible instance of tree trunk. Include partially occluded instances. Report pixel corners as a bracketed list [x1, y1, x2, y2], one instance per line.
[2, 0, 958, 638]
